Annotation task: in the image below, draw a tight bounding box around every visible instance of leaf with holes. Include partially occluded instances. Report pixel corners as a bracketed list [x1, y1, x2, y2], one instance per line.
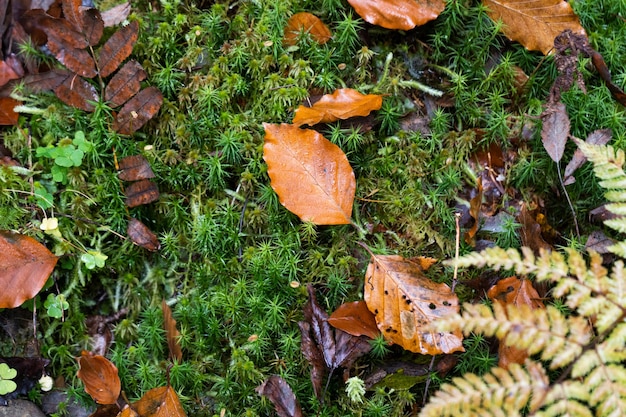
[283, 12, 331, 46]
[132, 385, 186, 417]
[76, 351, 121, 405]
[263, 123, 355, 225]
[364, 255, 464, 355]
[97, 20, 139, 78]
[293, 88, 382, 127]
[483, 0, 586, 55]
[114, 87, 163, 135]
[346, 0, 445, 30]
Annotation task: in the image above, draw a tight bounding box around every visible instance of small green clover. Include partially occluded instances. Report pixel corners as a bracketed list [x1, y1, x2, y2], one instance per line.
[81, 250, 108, 269]
[44, 294, 69, 319]
[0, 363, 17, 395]
[33, 183, 55, 210]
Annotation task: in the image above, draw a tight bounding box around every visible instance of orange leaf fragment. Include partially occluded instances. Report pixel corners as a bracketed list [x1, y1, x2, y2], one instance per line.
[162, 300, 183, 362]
[283, 12, 331, 46]
[98, 20, 139, 78]
[328, 300, 380, 340]
[0, 231, 58, 308]
[76, 351, 121, 405]
[364, 255, 464, 355]
[0, 97, 20, 126]
[292, 88, 382, 127]
[133, 386, 186, 417]
[263, 123, 355, 225]
[347, 0, 445, 30]
[483, 0, 586, 55]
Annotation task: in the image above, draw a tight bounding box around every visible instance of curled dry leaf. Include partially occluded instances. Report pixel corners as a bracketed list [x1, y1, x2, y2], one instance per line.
[256, 375, 303, 417]
[161, 300, 182, 362]
[484, 0, 586, 55]
[263, 123, 355, 225]
[327, 300, 380, 340]
[117, 154, 155, 181]
[0, 231, 58, 308]
[346, 0, 445, 30]
[292, 88, 382, 127]
[127, 218, 160, 251]
[124, 179, 160, 207]
[591, 51, 626, 107]
[105, 60, 147, 107]
[364, 255, 464, 355]
[132, 385, 187, 417]
[97, 20, 139, 78]
[541, 102, 569, 163]
[76, 351, 121, 405]
[114, 86, 163, 135]
[283, 12, 331, 46]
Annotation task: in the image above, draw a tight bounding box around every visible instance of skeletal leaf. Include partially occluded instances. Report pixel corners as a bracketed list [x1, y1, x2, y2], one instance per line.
[346, 0, 445, 30]
[293, 88, 382, 127]
[283, 12, 331, 46]
[76, 351, 121, 405]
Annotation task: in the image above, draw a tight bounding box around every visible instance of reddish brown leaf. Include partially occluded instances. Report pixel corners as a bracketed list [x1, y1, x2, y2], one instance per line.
[0, 60, 21, 88]
[464, 178, 483, 246]
[47, 36, 97, 78]
[328, 300, 380, 340]
[591, 51, 626, 107]
[0, 231, 58, 308]
[518, 203, 553, 253]
[117, 154, 155, 181]
[0, 97, 20, 125]
[127, 218, 160, 251]
[484, 0, 586, 55]
[124, 179, 159, 207]
[162, 300, 182, 362]
[82, 8, 104, 46]
[41, 17, 89, 49]
[113, 87, 163, 135]
[563, 129, 612, 185]
[256, 376, 303, 417]
[101, 2, 131, 27]
[76, 351, 121, 405]
[541, 102, 569, 162]
[263, 123, 355, 225]
[292, 88, 383, 127]
[346, 0, 445, 30]
[364, 255, 464, 355]
[283, 12, 331, 46]
[105, 60, 147, 107]
[97, 20, 139, 78]
[53, 73, 99, 112]
[132, 386, 186, 417]
[62, 0, 84, 32]
[22, 69, 72, 93]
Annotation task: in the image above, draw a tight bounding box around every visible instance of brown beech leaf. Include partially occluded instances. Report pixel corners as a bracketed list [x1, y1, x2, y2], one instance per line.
[101, 2, 131, 27]
[292, 88, 383, 127]
[113, 87, 163, 135]
[563, 129, 611, 185]
[483, 0, 586, 55]
[117, 154, 155, 181]
[346, 0, 445, 30]
[97, 20, 139, 78]
[118, 405, 140, 417]
[127, 218, 160, 251]
[464, 178, 482, 246]
[124, 179, 159, 207]
[161, 300, 182, 362]
[283, 12, 331, 46]
[0, 231, 58, 308]
[299, 285, 371, 400]
[105, 60, 147, 107]
[53, 73, 99, 112]
[541, 102, 569, 162]
[488, 276, 545, 368]
[256, 375, 303, 417]
[76, 351, 121, 405]
[0, 97, 20, 125]
[263, 123, 355, 225]
[327, 300, 380, 340]
[364, 255, 464, 355]
[132, 385, 186, 417]
[518, 203, 553, 253]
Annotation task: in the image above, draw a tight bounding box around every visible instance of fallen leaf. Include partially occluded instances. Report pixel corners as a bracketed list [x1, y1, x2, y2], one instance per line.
[256, 375, 303, 417]
[124, 179, 159, 207]
[22, 69, 72, 93]
[101, 2, 131, 27]
[76, 351, 121, 405]
[591, 51, 626, 107]
[263, 123, 355, 225]
[346, 0, 445, 30]
[162, 300, 182, 362]
[563, 129, 611, 185]
[127, 218, 160, 251]
[0, 61, 21, 88]
[97, 20, 139, 77]
[518, 203, 553, 253]
[61, 0, 85, 32]
[327, 300, 380, 340]
[464, 178, 482, 246]
[132, 385, 186, 417]
[364, 255, 464, 355]
[113, 86, 163, 135]
[89, 404, 121, 417]
[585, 230, 615, 256]
[488, 276, 545, 368]
[483, 0, 586, 55]
[283, 12, 331, 46]
[42, 18, 97, 78]
[81, 8, 105, 46]
[117, 154, 155, 181]
[0, 98, 20, 125]
[53, 73, 99, 112]
[0, 231, 58, 308]
[541, 102, 569, 162]
[118, 405, 139, 417]
[292, 88, 382, 127]
[105, 60, 147, 107]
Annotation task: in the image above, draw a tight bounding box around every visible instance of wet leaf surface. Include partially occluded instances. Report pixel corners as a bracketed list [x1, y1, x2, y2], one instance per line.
[53, 73, 99, 112]
[256, 375, 303, 417]
[105, 60, 147, 107]
[76, 351, 121, 405]
[117, 154, 155, 181]
[114, 86, 163, 135]
[327, 300, 380, 340]
[132, 385, 186, 417]
[97, 20, 139, 78]
[283, 12, 331, 46]
[293, 88, 382, 127]
[346, 0, 445, 30]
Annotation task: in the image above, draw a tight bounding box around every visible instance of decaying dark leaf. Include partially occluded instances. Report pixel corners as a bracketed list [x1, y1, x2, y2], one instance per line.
[97, 20, 139, 78]
[541, 102, 569, 163]
[82, 9, 105, 46]
[518, 203, 553, 253]
[124, 179, 159, 207]
[563, 129, 612, 185]
[101, 2, 131, 27]
[591, 51, 626, 107]
[117, 154, 155, 181]
[127, 218, 160, 251]
[256, 375, 303, 417]
[465, 178, 483, 246]
[22, 69, 72, 93]
[42, 18, 97, 78]
[105, 60, 147, 107]
[53, 73, 99, 112]
[62, 0, 85, 32]
[162, 300, 182, 362]
[0, 357, 49, 401]
[114, 87, 163, 135]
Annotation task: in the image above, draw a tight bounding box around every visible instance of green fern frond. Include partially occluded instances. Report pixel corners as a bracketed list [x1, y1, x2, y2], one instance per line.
[420, 361, 549, 417]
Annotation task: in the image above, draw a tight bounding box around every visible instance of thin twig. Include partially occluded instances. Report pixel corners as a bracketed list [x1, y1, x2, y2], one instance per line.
[452, 213, 461, 292]
[556, 161, 580, 239]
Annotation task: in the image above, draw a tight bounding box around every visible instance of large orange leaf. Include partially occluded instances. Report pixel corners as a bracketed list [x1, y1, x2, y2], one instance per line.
[76, 351, 121, 405]
[346, 0, 445, 30]
[292, 88, 382, 127]
[132, 386, 186, 417]
[283, 12, 331, 46]
[263, 123, 355, 225]
[0, 231, 58, 308]
[483, 0, 586, 55]
[364, 255, 464, 355]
